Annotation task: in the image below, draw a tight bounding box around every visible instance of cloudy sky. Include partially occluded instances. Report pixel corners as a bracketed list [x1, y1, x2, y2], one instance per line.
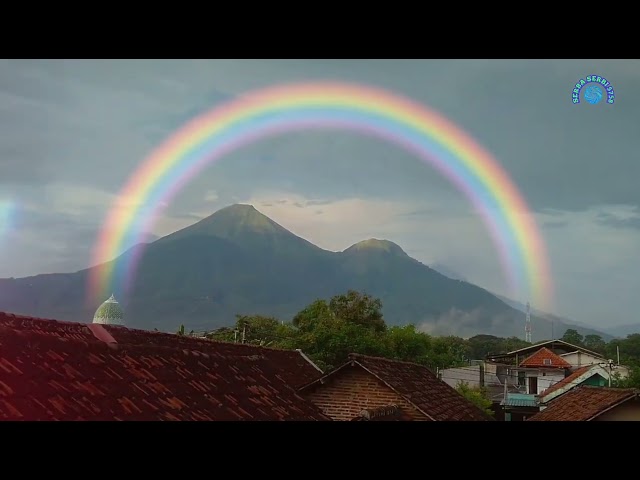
[0, 59, 638, 329]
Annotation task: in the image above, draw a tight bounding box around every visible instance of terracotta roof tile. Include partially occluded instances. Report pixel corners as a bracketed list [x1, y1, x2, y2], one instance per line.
[528, 386, 639, 421]
[101, 324, 323, 388]
[304, 353, 492, 421]
[518, 347, 572, 369]
[0, 312, 329, 421]
[540, 365, 593, 399]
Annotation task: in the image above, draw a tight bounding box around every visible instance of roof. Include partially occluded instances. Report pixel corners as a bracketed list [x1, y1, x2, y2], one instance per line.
[500, 393, 538, 408]
[528, 386, 639, 421]
[93, 294, 124, 325]
[487, 340, 602, 364]
[540, 365, 607, 403]
[510, 340, 600, 357]
[101, 323, 323, 389]
[301, 353, 492, 421]
[518, 347, 572, 369]
[0, 311, 329, 421]
[350, 404, 413, 421]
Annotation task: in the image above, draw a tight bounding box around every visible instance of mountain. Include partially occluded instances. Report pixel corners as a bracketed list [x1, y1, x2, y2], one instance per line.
[491, 293, 616, 342]
[603, 323, 640, 338]
[0, 204, 612, 341]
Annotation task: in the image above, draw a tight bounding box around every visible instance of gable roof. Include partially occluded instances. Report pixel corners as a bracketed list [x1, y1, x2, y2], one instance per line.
[487, 340, 602, 364]
[0, 311, 329, 421]
[518, 347, 572, 369]
[540, 365, 608, 404]
[528, 386, 639, 421]
[300, 353, 492, 421]
[507, 340, 601, 357]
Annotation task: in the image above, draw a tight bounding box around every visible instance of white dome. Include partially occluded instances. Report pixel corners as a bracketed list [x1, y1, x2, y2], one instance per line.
[93, 294, 124, 325]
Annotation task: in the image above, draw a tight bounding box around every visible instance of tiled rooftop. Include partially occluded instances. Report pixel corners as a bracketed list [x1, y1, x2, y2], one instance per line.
[540, 365, 593, 400]
[518, 347, 572, 369]
[303, 353, 492, 421]
[528, 386, 639, 421]
[0, 311, 329, 421]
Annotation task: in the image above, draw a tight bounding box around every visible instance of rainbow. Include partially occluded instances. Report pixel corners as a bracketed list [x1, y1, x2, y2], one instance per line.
[88, 81, 554, 311]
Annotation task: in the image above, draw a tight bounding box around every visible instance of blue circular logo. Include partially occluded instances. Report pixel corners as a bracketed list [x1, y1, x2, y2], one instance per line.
[584, 85, 603, 104]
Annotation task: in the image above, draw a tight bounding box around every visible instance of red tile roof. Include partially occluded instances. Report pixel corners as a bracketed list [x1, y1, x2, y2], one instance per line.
[0, 312, 329, 421]
[519, 347, 572, 369]
[528, 386, 639, 421]
[303, 353, 492, 421]
[100, 324, 324, 389]
[350, 404, 413, 421]
[540, 365, 594, 399]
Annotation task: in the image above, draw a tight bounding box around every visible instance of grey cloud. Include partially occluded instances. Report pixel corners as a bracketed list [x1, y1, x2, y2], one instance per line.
[2, 59, 640, 329]
[543, 220, 570, 229]
[595, 210, 640, 229]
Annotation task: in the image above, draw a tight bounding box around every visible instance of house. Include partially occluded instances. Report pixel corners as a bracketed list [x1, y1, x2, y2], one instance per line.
[513, 347, 571, 395]
[539, 364, 609, 405]
[560, 350, 629, 379]
[0, 311, 329, 421]
[528, 386, 640, 421]
[298, 353, 492, 421]
[493, 347, 570, 421]
[440, 364, 519, 420]
[486, 339, 602, 367]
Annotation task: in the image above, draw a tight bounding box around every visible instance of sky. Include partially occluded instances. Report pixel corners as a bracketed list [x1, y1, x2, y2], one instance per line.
[0, 59, 638, 329]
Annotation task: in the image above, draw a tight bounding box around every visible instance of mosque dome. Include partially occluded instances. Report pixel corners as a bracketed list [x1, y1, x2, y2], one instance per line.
[93, 294, 124, 325]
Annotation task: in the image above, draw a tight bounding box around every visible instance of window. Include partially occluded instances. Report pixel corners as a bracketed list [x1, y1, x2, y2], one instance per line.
[543, 358, 552, 365]
[518, 371, 526, 386]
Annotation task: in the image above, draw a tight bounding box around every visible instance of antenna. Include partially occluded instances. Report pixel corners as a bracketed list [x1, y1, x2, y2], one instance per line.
[525, 302, 532, 343]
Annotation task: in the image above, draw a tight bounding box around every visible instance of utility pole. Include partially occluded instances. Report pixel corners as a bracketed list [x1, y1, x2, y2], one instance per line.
[479, 362, 485, 388]
[242, 325, 246, 344]
[525, 302, 532, 343]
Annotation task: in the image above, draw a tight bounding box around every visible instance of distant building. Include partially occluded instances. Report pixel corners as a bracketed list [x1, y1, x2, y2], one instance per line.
[93, 294, 124, 326]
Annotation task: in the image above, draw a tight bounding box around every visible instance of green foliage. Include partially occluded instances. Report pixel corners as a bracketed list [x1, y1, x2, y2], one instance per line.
[611, 366, 640, 388]
[177, 324, 185, 336]
[455, 381, 493, 416]
[583, 334, 606, 354]
[194, 290, 640, 393]
[328, 290, 386, 333]
[561, 328, 584, 346]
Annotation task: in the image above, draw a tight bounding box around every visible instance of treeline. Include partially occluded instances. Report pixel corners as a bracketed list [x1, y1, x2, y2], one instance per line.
[186, 290, 640, 388]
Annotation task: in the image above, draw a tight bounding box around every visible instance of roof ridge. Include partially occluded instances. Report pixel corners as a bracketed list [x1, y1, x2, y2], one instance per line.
[0, 311, 306, 355]
[348, 352, 435, 370]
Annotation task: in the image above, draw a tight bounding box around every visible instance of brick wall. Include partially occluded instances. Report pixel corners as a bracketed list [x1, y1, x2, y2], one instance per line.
[302, 365, 430, 421]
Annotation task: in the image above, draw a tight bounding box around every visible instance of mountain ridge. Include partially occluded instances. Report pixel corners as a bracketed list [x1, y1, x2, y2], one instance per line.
[0, 204, 613, 341]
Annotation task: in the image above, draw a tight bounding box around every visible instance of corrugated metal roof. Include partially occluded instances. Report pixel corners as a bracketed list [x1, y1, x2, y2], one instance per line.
[501, 393, 539, 407]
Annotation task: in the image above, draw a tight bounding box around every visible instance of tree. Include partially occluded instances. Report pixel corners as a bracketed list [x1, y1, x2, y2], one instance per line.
[455, 381, 493, 416]
[386, 325, 432, 363]
[583, 334, 606, 354]
[611, 366, 640, 389]
[561, 328, 584, 346]
[328, 290, 386, 332]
